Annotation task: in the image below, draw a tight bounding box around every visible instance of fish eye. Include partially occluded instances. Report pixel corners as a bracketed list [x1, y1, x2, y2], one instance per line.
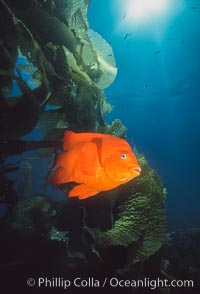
[121, 153, 127, 160]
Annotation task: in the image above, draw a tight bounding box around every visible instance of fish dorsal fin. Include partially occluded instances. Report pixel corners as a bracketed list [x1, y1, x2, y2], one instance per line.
[80, 141, 101, 176]
[63, 131, 101, 151]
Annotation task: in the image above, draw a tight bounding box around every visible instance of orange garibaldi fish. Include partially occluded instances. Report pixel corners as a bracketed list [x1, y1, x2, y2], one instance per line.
[50, 131, 141, 199]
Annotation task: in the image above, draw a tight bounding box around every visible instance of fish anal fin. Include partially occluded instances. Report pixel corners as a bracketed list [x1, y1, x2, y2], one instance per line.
[80, 142, 100, 176]
[68, 184, 99, 199]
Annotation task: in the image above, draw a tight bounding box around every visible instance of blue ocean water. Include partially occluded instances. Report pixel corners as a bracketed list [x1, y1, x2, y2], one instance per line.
[88, 0, 200, 229]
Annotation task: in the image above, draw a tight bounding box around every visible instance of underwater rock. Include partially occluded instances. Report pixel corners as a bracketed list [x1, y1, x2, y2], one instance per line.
[94, 155, 166, 265]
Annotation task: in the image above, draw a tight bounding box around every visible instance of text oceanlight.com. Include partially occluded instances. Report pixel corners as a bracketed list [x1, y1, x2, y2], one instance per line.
[27, 277, 194, 290]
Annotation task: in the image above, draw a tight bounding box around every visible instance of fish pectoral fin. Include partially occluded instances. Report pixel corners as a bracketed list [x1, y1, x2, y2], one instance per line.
[68, 184, 99, 199]
[80, 142, 101, 176]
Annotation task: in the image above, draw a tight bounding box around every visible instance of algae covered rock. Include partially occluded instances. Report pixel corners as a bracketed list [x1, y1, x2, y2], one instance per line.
[94, 155, 166, 264]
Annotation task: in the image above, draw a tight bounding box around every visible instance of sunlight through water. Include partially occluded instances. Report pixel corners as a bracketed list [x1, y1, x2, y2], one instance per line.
[125, 0, 169, 24]
[115, 0, 185, 37]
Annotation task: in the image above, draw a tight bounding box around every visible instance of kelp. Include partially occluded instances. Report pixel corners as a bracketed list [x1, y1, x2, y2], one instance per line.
[0, 139, 62, 158]
[0, 0, 166, 280]
[0, 0, 114, 144]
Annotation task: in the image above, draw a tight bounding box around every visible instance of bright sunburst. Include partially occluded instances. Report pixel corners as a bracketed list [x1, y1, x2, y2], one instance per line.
[126, 0, 169, 24]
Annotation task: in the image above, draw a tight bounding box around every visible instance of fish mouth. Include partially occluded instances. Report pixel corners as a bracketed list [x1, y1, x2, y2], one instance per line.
[130, 166, 141, 175]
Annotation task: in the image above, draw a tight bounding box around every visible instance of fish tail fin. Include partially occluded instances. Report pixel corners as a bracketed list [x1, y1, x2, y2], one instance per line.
[63, 130, 76, 151]
[50, 167, 70, 185]
[68, 184, 99, 199]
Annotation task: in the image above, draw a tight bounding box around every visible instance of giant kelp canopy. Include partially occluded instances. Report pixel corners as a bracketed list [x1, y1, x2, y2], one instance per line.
[0, 0, 166, 284]
[0, 0, 118, 142]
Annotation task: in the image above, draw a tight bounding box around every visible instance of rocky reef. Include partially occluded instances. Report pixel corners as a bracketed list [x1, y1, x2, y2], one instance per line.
[0, 0, 168, 293]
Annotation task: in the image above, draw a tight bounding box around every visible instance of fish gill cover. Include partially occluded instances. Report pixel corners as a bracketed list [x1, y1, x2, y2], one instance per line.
[0, 0, 167, 292]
